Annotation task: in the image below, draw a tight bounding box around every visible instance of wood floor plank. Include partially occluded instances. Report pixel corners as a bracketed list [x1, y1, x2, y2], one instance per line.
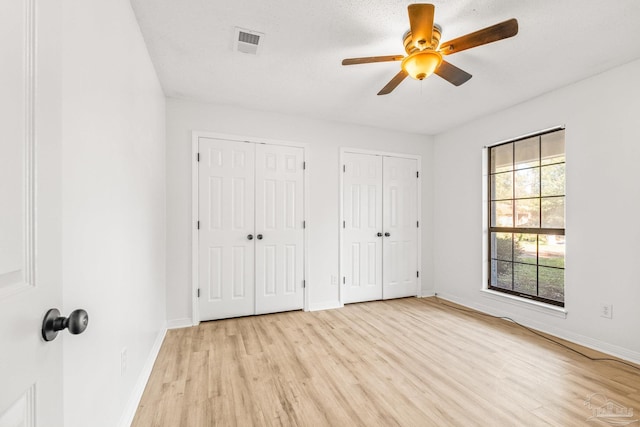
[132, 298, 640, 426]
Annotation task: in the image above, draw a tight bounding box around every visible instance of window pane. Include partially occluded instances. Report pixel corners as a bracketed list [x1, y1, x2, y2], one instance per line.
[515, 137, 539, 169]
[491, 232, 513, 261]
[541, 130, 565, 165]
[515, 168, 540, 198]
[488, 128, 565, 306]
[539, 266, 564, 302]
[491, 260, 512, 289]
[491, 201, 513, 227]
[514, 263, 536, 294]
[491, 172, 513, 200]
[541, 197, 565, 228]
[491, 143, 513, 173]
[514, 233, 536, 264]
[541, 164, 565, 197]
[539, 235, 565, 268]
[515, 199, 540, 227]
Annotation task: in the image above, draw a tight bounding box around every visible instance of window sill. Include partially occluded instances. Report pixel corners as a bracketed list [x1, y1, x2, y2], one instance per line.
[480, 289, 567, 319]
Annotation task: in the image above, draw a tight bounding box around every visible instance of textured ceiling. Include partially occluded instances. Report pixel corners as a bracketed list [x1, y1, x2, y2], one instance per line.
[130, 0, 640, 135]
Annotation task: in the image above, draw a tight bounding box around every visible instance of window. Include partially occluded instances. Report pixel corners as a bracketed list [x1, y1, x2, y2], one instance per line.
[488, 128, 565, 306]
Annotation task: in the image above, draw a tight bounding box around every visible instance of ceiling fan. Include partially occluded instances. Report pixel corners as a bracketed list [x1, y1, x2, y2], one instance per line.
[341, 4, 518, 95]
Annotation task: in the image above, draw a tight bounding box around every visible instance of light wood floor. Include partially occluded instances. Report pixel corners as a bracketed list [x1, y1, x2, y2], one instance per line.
[132, 298, 640, 426]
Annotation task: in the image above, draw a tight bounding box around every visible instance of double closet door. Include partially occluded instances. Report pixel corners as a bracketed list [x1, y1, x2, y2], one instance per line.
[198, 137, 305, 321]
[342, 153, 419, 304]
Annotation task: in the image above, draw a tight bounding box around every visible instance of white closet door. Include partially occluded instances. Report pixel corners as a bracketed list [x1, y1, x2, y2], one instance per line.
[383, 156, 418, 299]
[342, 153, 383, 303]
[198, 138, 255, 320]
[255, 144, 305, 314]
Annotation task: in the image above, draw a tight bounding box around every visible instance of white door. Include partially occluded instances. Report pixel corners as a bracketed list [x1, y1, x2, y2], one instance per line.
[0, 0, 64, 425]
[342, 153, 419, 304]
[342, 153, 383, 303]
[197, 139, 305, 320]
[255, 144, 305, 314]
[382, 157, 418, 299]
[198, 138, 255, 320]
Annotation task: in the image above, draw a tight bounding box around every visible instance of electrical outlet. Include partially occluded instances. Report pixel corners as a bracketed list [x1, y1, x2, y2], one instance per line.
[121, 348, 128, 376]
[600, 303, 613, 319]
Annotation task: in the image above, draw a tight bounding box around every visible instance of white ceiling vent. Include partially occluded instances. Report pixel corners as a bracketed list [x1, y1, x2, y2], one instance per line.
[233, 27, 264, 55]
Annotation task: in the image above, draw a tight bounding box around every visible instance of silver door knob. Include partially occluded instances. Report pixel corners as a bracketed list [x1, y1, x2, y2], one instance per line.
[257, 234, 263, 240]
[247, 234, 254, 240]
[384, 232, 391, 237]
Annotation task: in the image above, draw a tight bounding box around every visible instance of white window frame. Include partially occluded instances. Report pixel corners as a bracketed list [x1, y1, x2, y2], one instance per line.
[481, 126, 568, 318]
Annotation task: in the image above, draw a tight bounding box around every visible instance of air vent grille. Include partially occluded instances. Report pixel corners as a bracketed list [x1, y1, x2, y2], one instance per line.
[233, 27, 264, 55]
[238, 31, 260, 46]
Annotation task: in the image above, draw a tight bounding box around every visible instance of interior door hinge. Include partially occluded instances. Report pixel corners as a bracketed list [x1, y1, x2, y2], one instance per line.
[343, 165, 346, 173]
[303, 161, 306, 170]
[343, 277, 346, 284]
[416, 171, 419, 178]
[417, 221, 419, 228]
[343, 220, 346, 228]
[302, 280, 306, 289]
[417, 271, 420, 278]
[303, 220, 306, 229]
[197, 288, 200, 298]
[197, 152, 200, 162]
[197, 221, 200, 229]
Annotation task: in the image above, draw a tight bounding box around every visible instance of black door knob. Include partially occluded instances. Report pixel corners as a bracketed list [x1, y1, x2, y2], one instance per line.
[42, 308, 89, 342]
[377, 232, 383, 237]
[257, 234, 263, 240]
[247, 234, 254, 240]
[384, 232, 391, 237]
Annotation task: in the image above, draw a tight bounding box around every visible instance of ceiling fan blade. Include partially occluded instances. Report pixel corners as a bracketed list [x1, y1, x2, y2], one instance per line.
[439, 18, 518, 55]
[377, 70, 409, 95]
[408, 3, 435, 50]
[342, 55, 405, 66]
[435, 60, 472, 86]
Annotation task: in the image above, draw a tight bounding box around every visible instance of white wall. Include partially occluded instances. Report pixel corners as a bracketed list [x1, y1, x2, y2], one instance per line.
[166, 98, 434, 323]
[433, 58, 640, 363]
[61, 1, 166, 426]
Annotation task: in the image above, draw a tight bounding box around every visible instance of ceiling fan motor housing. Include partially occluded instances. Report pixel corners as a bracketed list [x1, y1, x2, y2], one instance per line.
[403, 24, 442, 54]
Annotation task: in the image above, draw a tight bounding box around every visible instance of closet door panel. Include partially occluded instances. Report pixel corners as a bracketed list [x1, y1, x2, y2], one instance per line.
[255, 144, 305, 314]
[383, 156, 418, 299]
[342, 153, 383, 303]
[198, 138, 255, 320]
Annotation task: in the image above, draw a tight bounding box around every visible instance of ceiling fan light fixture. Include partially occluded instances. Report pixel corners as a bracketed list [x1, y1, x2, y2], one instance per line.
[401, 49, 442, 80]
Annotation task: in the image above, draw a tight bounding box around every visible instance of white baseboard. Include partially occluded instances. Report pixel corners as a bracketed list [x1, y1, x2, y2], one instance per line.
[167, 317, 194, 329]
[118, 325, 167, 427]
[308, 300, 343, 312]
[434, 292, 640, 366]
